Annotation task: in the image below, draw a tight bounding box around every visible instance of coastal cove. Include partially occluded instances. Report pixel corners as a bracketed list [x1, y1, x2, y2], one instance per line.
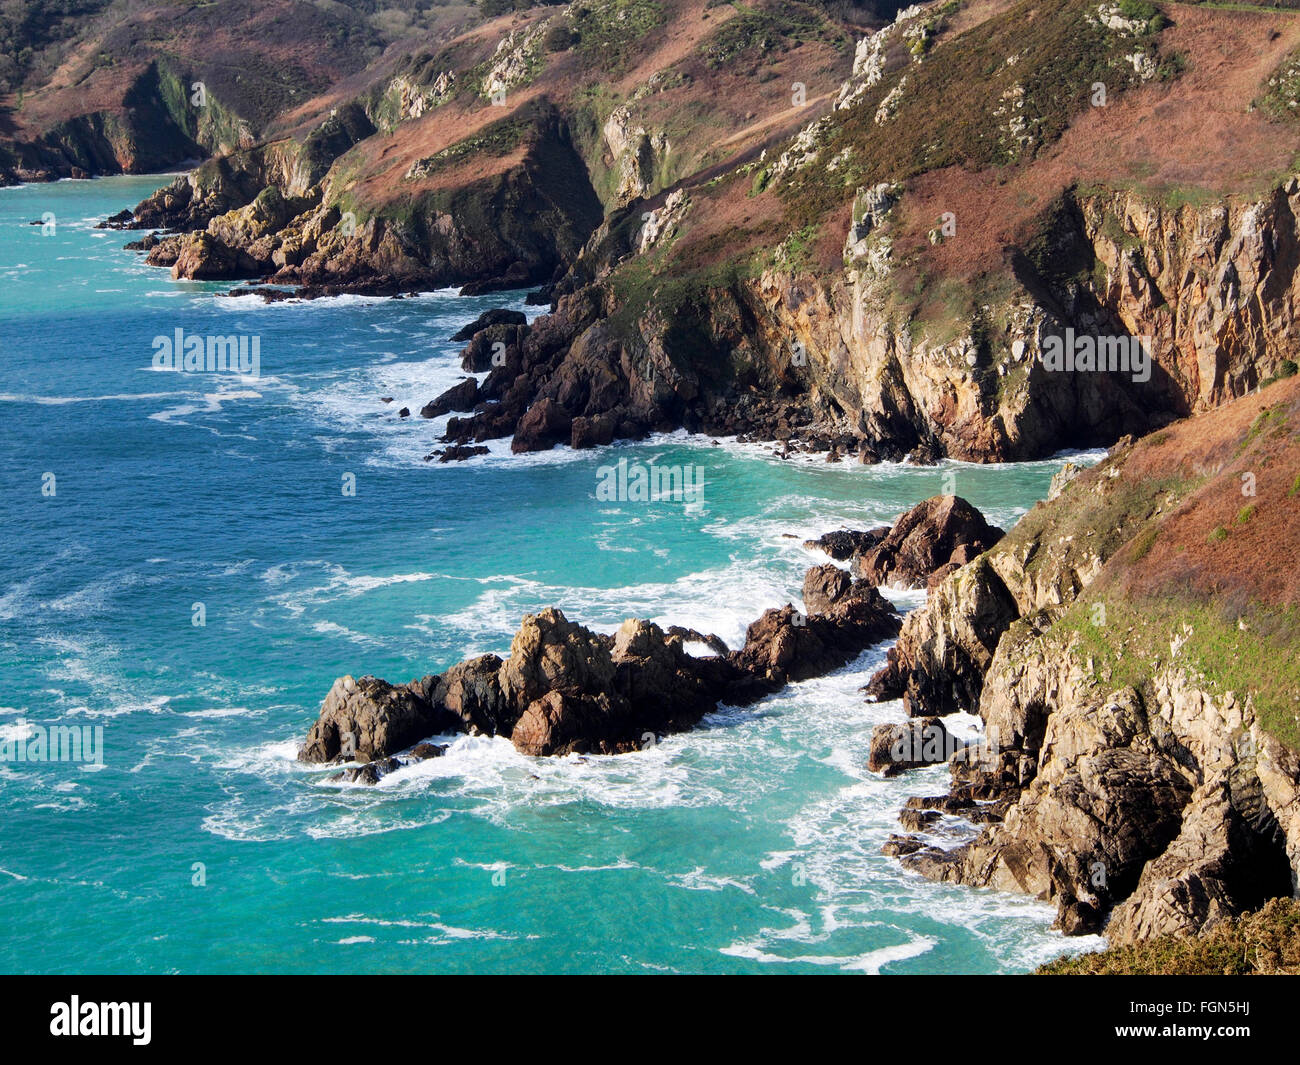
[0, 175, 1099, 974]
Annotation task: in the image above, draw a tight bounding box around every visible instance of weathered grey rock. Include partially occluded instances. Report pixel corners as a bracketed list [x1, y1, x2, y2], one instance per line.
[433, 654, 510, 736]
[865, 556, 1019, 716]
[867, 716, 966, 776]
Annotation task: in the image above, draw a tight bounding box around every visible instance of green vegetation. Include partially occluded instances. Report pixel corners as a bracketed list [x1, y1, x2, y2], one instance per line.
[1117, 0, 1169, 32]
[1255, 46, 1300, 121]
[1040, 898, 1300, 974]
[1208, 524, 1229, 542]
[1236, 503, 1257, 525]
[1062, 594, 1300, 751]
[543, 20, 580, 51]
[0, 0, 114, 92]
[1017, 467, 1195, 576]
[1241, 403, 1290, 449]
[1130, 524, 1159, 560]
[1262, 358, 1299, 387]
[697, 0, 848, 70]
[479, 0, 538, 16]
[573, 0, 667, 70]
[780, 0, 1172, 231]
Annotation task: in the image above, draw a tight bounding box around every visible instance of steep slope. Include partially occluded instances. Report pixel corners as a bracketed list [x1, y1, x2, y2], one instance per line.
[874, 372, 1300, 944]
[37, 0, 1300, 464]
[420, 0, 1300, 463]
[0, 0, 388, 183]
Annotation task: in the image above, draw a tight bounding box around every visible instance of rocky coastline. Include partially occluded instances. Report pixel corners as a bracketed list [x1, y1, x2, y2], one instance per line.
[297, 490, 1001, 780]
[298, 375, 1300, 959]
[16, 0, 1298, 967]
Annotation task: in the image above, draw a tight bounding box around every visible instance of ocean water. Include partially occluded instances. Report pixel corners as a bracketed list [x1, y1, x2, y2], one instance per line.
[0, 176, 1101, 974]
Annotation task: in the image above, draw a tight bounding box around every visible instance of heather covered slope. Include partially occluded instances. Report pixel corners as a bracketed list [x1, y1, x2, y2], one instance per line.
[83, 0, 873, 294]
[23, 0, 1300, 464]
[419, 0, 1300, 462]
[1040, 897, 1300, 973]
[876, 373, 1300, 944]
[0, 0, 398, 182]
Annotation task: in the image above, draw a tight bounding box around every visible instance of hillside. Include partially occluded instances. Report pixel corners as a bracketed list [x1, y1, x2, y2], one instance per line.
[875, 371, 1300, 943]
[23, 0, 1292, 469]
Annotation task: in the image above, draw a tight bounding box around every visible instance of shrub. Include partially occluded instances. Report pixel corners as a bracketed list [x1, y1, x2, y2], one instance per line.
[543, 21, 579, 51]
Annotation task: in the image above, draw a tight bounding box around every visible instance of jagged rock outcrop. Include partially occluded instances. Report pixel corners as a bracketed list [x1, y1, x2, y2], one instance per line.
[450, 309, 527, 343]
[874, 381, 1300, 944]
[865, 556, 1020, 716]
[300, 568, 901, 778]
[804, 527, 891, 561]
[431, 654, 511, 736]
[126, 99, 603, 295]
[298, 674, 461, 765]
[802, 564, 852, 615]
[851, 495, 1003, 590]
[421, 378, 479, 418]
[868, 715, 966, 777]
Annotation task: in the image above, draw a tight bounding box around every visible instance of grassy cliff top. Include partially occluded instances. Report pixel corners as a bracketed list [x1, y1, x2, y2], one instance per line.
[1040, 896, 1300, 973]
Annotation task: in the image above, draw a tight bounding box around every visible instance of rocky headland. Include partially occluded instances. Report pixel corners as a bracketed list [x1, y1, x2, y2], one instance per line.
[296, 489, 1003, 780]
[869, 375, 1300, 950]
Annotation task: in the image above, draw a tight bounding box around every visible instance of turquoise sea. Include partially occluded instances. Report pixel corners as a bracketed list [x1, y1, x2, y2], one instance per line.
[0, 176, 1100, 973]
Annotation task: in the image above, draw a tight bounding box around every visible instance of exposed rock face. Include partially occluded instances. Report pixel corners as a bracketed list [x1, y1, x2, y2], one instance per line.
[299, 674, 460, 764]
[873, 387, 1300, 943]
[512, 690, 625, 757]
[803, 564, 852, 615]
[431, 655, 510, 736]
[168, 232, 258, 281]
[865, 556, 1019, 716]
[460, 322, 529, 373]
[731, 588, 901, 690]
[868, 716, 966, 777]
[299, 570, 900, 776]
[127, 101, 603, 297]
[498, 607, 617, 714]
[429, 168, 1300, 464]
[511, 397, 573, 454]
[851, 495, 1003, 590]
[510, 616, 732, 757]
